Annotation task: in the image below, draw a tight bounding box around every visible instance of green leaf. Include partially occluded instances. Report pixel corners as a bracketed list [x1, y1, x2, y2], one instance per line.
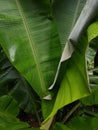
[42, 0, 98, 126]
[42, 98, 55, 119]
[88, 21, 98, 42]
[41, 0, 89, 120]
[0, 48, 41, 115]
[68, 116, 98, 130]
[50, 0, 98, 90]
[53, 0, 87, 46]
[53, 123, 72, 130]
[82, 87, 98, 105]
[0, 0, 61, 99]
[49, 0, 98, 116]
[9, 79, 40, 114]
[0, 95, 19, 116]
[49, 36, 90, 118]
[0, 95, 39, 130]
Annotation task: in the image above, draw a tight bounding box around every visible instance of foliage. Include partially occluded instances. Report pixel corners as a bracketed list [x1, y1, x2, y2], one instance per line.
[0, 95, 39, 130]
[0, 0, 98, 130]
[0, 47, 41, 119]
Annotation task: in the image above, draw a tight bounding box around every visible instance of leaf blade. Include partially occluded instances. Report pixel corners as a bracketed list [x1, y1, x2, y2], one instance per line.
[0, 0, 61, 98]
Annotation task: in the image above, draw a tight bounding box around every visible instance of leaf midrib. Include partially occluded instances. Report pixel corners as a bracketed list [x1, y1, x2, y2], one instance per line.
[15, 0, 46, 95]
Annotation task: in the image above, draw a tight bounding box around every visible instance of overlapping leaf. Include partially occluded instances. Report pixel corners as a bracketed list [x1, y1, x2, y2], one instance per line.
[68, 116, 98, 130]
[1, 1, 98, 130]
[41, 0, 90, 122]
[0, 47, 40, 114]
[53, 0, 87, 46]
[50, 0, 98, 114]
[42, 0, 98, 128]
[0, 95, 39, 130]
[43, 116, 98, 130]
[0, 0, 62, 99]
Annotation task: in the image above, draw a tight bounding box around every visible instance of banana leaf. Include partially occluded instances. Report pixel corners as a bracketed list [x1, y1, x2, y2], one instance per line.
[41, 0, 89, 120]
[53, 0, 87, 47]
[42, 0, 98, 128]
[1, 1, 98, 130]
[0, 0, 62, 99]
[49, 0, 98, 113]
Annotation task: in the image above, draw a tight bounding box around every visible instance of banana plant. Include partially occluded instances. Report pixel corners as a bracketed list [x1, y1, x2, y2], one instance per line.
[0, 0, 98, 130]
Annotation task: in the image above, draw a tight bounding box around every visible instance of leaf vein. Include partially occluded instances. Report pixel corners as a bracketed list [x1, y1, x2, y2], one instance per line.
[15, 0, 46, 95]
